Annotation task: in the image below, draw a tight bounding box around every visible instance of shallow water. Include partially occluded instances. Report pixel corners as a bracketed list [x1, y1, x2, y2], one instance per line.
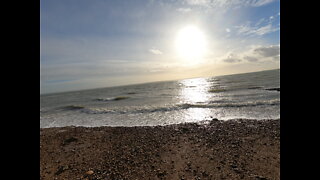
[40, 69, 280, 128]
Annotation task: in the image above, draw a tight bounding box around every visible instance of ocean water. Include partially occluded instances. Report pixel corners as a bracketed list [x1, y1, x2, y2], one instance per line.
[40, 69, 280, 128]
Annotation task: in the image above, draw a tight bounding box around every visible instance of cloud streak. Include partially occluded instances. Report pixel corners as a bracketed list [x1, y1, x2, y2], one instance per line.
[236, 17, 279, 37]
[176, 7, 192, 13]
[222, 53, 242, 63]
[250, 0, 275, 7]
[253, 45, 280, 57]
[149, 48, 163, 55]
[183, 0, 277, 8]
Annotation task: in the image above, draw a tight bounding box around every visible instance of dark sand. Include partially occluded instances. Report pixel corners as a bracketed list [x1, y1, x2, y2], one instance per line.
[40, 119, 280, 180]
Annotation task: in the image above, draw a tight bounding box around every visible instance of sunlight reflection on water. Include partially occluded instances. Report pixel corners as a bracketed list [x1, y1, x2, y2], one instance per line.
[179, 78, 211, 103]
[179, 78, 213, 122]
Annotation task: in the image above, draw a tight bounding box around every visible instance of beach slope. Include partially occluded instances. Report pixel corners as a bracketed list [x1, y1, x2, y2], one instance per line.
[40, 119, 280, 180]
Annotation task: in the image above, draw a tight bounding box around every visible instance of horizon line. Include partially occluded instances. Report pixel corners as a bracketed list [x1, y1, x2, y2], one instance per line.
[40, 68, 279, 95]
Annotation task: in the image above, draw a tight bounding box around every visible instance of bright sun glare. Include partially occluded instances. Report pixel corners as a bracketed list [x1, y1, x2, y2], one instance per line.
[175, 25, 207, 61]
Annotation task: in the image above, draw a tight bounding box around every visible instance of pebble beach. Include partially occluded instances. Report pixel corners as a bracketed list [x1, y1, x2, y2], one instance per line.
[40, 119, 280, 180]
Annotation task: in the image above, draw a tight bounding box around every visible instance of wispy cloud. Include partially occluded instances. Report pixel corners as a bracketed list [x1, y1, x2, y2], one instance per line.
[255, 18, 265, 26]
[222, 53, 242, 63]
[255, 24, 279, 35]
[176, 7, 192, 12]
[250, 0, 275, 7]
[185, 0, 210, 6]
[149, 48, 163, 55]
[237, 12, 280, 37]
[236, 15, 279, 37]
[223, 58, 241, 63]
[243, 56, 258, 62]
[253, 45, 280, 57]
[183, 0, 277, 8]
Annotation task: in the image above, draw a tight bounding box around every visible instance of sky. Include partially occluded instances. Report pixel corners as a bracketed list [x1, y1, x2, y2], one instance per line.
[40, 0, 280, 94]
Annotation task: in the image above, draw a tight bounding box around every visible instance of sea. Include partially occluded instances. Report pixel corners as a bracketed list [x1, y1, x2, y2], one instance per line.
[40, 69, 280, 128]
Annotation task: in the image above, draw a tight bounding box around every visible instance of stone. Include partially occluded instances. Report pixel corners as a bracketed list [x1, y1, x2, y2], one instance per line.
[86, 170, 94, 175]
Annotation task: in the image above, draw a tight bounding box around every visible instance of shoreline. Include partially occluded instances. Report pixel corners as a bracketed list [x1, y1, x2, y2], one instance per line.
[40, 118, 280, 129]
[40, 119, 280, 180]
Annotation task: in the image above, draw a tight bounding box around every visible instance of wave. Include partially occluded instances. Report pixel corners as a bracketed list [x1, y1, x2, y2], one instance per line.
[81, 108, 117, 114]
[127, 92, 137, 95]
[247, 86, 263, 90]
[208, 88, 226, 93]
[79, 106, 181, 114]
[265, 87, 280, 92]
[95, 96, 130, 101]
[179, 99, 280, 109]
[59, 99, 279, 115]
[60, 105, 86, 110]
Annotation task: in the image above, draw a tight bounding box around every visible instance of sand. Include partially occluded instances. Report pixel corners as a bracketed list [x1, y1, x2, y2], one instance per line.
[40, 119, 280, 180]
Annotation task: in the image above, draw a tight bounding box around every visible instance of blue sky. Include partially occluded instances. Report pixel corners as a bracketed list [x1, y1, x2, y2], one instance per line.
[41, 0, 280, 94]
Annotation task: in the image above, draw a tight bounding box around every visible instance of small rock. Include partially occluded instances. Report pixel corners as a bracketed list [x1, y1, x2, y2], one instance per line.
[187, 161, 191, 166]
[230, 164, 238, 169]
[255, 175, 268, 180]
[55, 165, 68, 175]
[157, 170, 167, 177]
[233, 168, 242, 174]
[202, 171, 209, 177]
[86, 170, 94, 175]
[62, 137, 78, 146]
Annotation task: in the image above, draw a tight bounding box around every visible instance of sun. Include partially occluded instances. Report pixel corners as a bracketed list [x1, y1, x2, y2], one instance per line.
[175, 25, 207, 61]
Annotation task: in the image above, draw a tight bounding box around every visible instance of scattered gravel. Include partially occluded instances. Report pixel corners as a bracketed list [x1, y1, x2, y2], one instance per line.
[40, 119, 280, 180]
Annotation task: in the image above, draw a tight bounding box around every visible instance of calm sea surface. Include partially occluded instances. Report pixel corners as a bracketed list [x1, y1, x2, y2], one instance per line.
[40, 69, 280, 128]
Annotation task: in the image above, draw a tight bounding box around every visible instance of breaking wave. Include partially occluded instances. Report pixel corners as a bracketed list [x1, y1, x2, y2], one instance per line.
[59, 99, 279, 115]
[94, 96, 130, 101]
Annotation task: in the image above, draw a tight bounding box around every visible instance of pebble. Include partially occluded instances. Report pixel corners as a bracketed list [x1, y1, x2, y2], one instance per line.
[86, 170, 94, 175]
[41, 119, 279, 180]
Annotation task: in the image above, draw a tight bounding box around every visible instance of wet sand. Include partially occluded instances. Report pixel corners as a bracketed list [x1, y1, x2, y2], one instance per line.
[40, 119, 280, 180]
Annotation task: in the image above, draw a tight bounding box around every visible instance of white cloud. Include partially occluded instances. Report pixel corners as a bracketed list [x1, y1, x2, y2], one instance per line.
[244, 56, 258, 62]
[253, 45, 280, 57]
[236, 23, 252, 35]
[185, 0, 210, 6]
[236, 21, 279, 36]
[223, 58, 241, 63]
[255, 24, 278, 35]
[242, 45, 280, 62]
[222, 53, 242, 63]
[236, 12, 280, 36]
[182, 0, 277, 8]
[149, 48, 163, 55]
[176, 7, 192, 12]
[250, 0, 275, 7]
[218, 44, 279, 64]
[255, 18, 265, 26]
[225, 28, 231, 32]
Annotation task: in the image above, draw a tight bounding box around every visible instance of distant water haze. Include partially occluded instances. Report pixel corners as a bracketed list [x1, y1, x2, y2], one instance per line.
[40, 69, 280, 128]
